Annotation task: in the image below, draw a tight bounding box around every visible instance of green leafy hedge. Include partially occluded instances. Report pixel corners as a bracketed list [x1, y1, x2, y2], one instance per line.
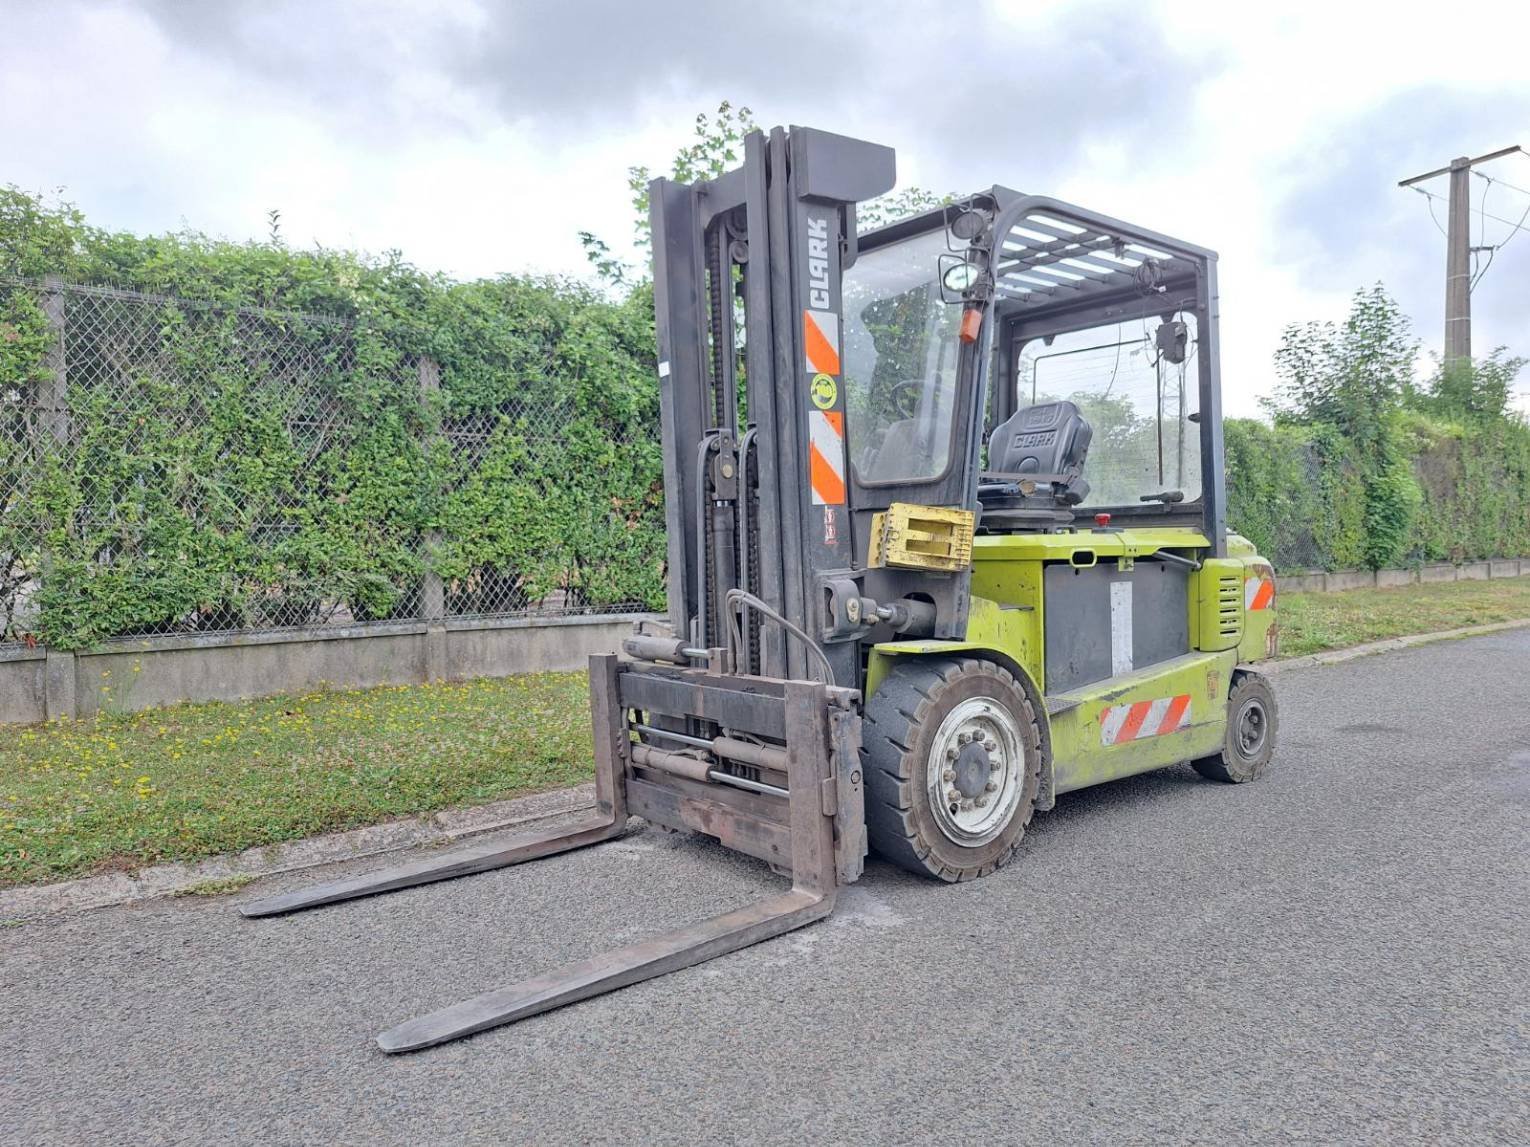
[1226, 412, 1530, 571]
[6, 190, 1527, 648]
[1, 188, 666, 649]
[1233, 285, 1529, 572]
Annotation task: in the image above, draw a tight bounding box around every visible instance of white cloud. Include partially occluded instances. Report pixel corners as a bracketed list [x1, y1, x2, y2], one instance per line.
[3, 0, 1527, 415]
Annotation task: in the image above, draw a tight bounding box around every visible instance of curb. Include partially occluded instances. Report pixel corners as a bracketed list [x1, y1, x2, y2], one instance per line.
[1265, 616, 1530, 674]
[0, 783, 597, 921]
[7, 617, 1527, 920]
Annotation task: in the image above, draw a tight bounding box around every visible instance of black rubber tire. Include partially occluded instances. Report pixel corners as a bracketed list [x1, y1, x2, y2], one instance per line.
[862, 657, 1042, 882]
[1192, 671, 1278, 783]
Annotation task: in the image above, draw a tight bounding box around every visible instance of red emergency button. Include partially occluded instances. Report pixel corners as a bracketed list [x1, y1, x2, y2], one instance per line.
[1094, 513, 1111, 528]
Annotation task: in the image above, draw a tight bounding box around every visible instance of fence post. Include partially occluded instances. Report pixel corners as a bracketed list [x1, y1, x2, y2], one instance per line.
[36, 277, 78, 717]
[43, 650, 77, 722]
[418, 356, 448, 683]
[37, 275, 71, 447]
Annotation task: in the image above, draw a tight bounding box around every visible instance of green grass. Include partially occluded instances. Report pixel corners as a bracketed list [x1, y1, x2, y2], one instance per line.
[1278, 577, 1530, 657]
[5, 577, 1529, 890]
[0, 673, 594, 889]
[173, 874, 259, 898]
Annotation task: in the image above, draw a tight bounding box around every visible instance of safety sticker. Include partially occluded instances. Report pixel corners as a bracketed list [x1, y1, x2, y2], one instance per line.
[1245, 575, 1275, 611]
[810, 372, 838, 410]
[808, 409, 846, 505]
[1099, 694, 1192, 746]
[803, 309, 840, 376]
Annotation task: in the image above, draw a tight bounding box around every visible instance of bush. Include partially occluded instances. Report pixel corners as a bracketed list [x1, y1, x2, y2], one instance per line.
[0, 188, 666, 649]
[1238, 284, 1529, 572]
[1228, 409, 1530, 572]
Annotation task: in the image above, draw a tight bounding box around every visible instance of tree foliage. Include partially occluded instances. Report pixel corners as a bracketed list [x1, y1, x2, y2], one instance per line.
[1266, 285, 1417, 442]
[1421, 347, 1526, 422]
[1232, 285, 1528, 571]
[581, 99, 952, 286]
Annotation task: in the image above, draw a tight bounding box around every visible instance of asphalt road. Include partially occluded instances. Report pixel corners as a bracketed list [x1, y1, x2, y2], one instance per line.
[4, 631, 1529, 1145]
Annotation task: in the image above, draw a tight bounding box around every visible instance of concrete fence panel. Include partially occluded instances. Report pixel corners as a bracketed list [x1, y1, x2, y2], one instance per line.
[0, 614, 655, 726]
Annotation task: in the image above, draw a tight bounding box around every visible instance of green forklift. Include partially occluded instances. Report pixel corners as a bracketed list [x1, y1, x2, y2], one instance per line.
[243, 125, 1279, 1051]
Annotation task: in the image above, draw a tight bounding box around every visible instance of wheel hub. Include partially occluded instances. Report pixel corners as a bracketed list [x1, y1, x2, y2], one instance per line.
[1237, 698, 1267, 758]
[952, 742, 990, 799]
[927, 698, 1026, 847]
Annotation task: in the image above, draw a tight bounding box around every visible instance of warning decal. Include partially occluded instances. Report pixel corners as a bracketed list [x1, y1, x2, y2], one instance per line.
[804, 310, 840, 376]
[808, 409, 846, 505]
[1099, 694, 1193, 746]
[1245, 575, 1275, 611]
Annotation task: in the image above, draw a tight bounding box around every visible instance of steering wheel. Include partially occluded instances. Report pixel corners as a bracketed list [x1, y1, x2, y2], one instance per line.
[883, 379, 927, 420]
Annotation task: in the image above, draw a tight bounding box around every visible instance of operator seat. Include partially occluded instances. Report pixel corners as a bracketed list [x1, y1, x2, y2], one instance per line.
[977, 400, 1093, 530]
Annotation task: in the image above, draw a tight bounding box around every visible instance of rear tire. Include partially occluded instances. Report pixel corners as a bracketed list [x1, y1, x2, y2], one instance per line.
[862, 658, 1042, 882]
[1192, 672, 1277, 783]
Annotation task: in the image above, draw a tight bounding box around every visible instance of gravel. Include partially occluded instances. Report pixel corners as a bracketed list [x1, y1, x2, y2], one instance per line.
[3, 631, 1528, 1145]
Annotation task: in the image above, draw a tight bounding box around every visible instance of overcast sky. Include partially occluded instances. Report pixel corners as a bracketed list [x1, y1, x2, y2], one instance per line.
[4, 0, 1528, 415]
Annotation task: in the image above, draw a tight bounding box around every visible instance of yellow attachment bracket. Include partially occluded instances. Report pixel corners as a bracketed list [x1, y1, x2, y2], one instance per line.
[867, 503, 975, 572]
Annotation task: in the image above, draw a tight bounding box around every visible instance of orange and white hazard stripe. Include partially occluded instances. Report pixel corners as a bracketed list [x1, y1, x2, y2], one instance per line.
[1100, 694, 1192, 746]
[1245, 574, 1275, 611]
[803, 307, 845, 506]
[808, 409, 846, 505]
[803, 309, 840, 375]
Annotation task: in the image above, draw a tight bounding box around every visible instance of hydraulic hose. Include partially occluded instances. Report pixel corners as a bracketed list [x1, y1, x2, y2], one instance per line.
[724, 588, 836, 687]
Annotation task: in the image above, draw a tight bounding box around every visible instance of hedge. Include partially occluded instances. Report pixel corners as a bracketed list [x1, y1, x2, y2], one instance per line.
[5, 187, 1528, 650]
[1225, 412, 1530, 571]
[1, 189, 666, 649]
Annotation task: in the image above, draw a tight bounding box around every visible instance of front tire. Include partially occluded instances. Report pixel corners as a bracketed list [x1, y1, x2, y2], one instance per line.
[1192, 671, 1277, 783]
[862, 658, 1042, 882]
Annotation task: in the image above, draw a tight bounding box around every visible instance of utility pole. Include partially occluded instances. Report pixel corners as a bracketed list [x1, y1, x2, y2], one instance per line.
[1399, 144, 1524, 371]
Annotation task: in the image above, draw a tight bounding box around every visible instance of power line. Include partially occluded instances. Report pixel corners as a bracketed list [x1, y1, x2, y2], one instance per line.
[1410, 185, 1530, 237]
[1424, 193, 1448, 238]
[1471, 174, 1494, 290]
[1471, 247, 1495, 291]
[1474, 168, 1530, 200]
[1473, 174, 1530, 258]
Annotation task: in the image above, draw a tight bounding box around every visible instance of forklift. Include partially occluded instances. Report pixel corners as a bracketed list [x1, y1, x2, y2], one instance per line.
[242, 125, 1280, 1051]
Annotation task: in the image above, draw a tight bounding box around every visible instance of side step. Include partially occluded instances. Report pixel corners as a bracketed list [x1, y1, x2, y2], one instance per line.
[240, 654, 863, 1052]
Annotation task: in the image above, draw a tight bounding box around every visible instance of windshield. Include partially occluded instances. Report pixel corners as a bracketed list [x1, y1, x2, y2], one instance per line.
[1016, 314, 1202, 506]
[841, 230, 963, 484]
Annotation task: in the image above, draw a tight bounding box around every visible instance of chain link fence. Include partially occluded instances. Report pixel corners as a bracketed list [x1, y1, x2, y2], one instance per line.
[6, 278, 1514, 654]
[1237, 437, 1331, 573]
[0, 278, 664, 651]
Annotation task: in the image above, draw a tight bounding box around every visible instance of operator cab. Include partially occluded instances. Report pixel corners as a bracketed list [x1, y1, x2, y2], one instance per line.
[842, 187, 1221, 546]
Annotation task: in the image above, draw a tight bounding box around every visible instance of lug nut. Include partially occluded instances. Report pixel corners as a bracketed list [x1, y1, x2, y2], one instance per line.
[985, 781, 998, 793]
[942, 769, 956, 783]
[984, 738, 997, 752]
[946, 748, 959, 761]
[975, 796, 988, 808]
[958, 732, 971, 745]
[989, 759, 1000, 772]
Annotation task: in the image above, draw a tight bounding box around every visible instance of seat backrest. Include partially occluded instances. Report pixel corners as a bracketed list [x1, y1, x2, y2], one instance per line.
[985, 400, 1092, 505]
